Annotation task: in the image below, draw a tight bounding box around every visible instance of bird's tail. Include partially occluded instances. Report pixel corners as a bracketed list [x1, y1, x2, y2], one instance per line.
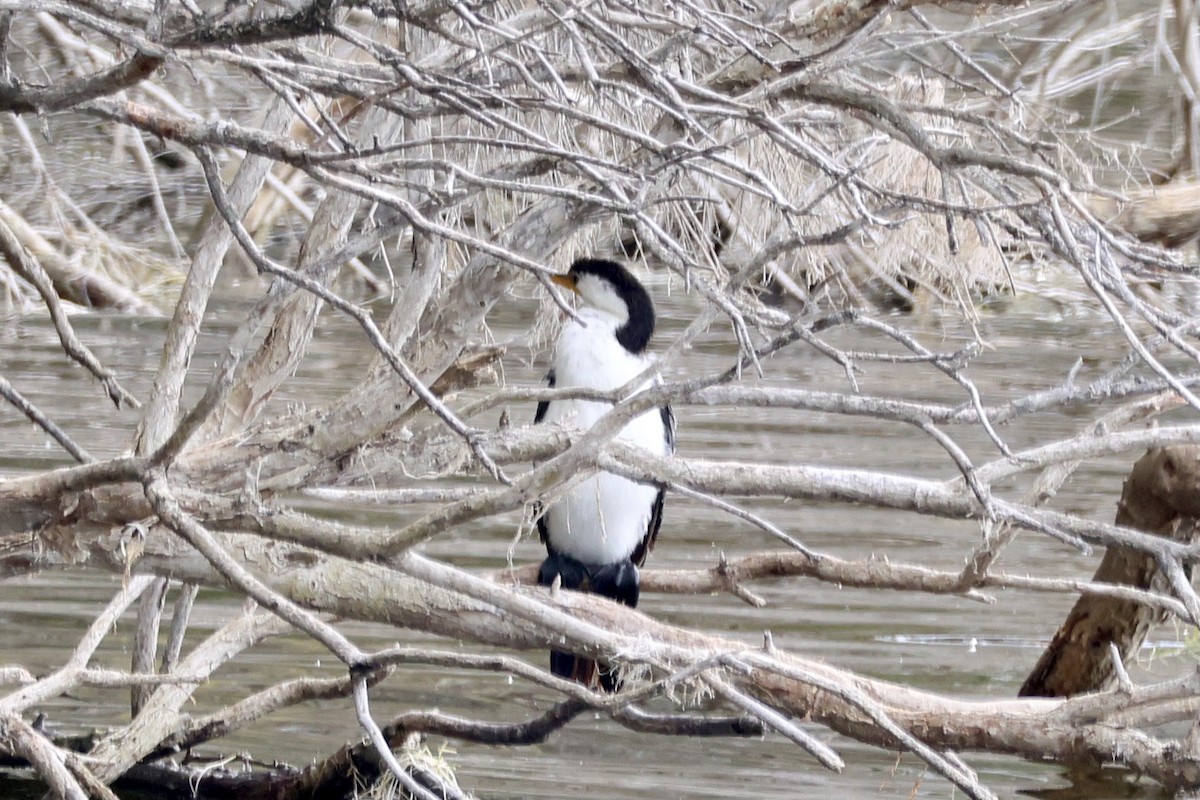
[538, 554, 639, 692]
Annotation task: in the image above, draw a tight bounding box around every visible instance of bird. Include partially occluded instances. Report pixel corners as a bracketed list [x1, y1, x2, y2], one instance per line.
[535, 257, 674, 691]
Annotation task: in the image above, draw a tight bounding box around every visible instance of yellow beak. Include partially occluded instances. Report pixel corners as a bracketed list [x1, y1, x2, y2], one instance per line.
[550, 273, 578, 293]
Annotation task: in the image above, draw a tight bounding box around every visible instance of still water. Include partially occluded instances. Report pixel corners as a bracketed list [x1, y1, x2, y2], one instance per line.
[0, 279, 1188, 799]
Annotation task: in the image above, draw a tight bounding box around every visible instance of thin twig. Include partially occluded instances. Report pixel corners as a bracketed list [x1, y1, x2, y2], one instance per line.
[0, 375, 92, 463]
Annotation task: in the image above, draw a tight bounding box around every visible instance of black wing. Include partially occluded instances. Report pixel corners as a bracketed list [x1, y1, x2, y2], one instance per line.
[661, 403, 676, 454]
[534, 369, 555, 424]
[630, 403, 674, 566]
[534, 370, 555, 547]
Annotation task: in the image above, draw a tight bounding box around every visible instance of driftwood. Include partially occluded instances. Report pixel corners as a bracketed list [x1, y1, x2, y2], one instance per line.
[1088, 182, 1200, 249]
[1020, 446, 1200, 698]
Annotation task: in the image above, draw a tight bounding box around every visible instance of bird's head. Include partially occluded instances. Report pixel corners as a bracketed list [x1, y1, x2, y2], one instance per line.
[551, 258, 656, 353]
[552, 259, 634, 321]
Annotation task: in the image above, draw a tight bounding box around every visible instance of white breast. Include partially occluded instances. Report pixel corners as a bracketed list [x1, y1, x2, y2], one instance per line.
[542, 310, 669, 565]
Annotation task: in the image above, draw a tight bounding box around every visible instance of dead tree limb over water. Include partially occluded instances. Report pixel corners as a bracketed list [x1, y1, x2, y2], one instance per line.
[1021, 446, 1200, 698]
[4, 1, 1200, 799]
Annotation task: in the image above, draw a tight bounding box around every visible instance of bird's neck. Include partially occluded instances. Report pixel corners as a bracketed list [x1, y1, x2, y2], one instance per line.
[575, 306, 625, 331]
[555, 313, 650, 390]
[574, 304, 653, 355]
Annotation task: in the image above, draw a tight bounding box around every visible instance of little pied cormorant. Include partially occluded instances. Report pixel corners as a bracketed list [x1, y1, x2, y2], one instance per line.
[535, 258, 675, 692]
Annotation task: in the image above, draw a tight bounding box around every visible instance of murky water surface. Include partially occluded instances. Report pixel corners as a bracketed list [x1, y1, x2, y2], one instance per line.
[0, 282, 1191, 799]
